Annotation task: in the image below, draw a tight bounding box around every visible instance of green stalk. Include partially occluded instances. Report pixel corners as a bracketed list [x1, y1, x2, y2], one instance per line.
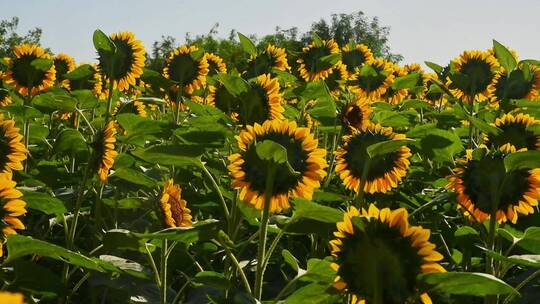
[160, 239, 168, 304]
[503, 268, 540, 304]
[355, 158, 371, 209]
[104, 79, 115, 123]
[67, 165, 92, 249]
[219, 240, 252, 294]
[254, 164, 276, 300]
[201, 162, 230, 219]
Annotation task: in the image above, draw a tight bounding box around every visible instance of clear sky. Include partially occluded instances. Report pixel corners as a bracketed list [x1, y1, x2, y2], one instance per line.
[2, 0, 539, 66]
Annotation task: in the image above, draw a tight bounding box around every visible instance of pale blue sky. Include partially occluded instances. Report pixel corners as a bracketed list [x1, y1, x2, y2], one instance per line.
[2, 0, 539, 66]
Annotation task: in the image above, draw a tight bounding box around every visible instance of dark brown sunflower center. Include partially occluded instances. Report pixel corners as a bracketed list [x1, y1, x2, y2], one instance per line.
[99, 38, 136, 81]
[302, 46, 332, 74]
[207, 60, 221, 76]
[213, 85, 239, 115]
[241, 132, 309, 195]
[54, 59, 70, 81]
[168, 196, 185, 225]
[461, 155, 531, 213]
[342, 49, 367, 73]
[245, 54, 273, 79]
[237, 85, 272, 125]
[344, 132, 399, 181]
[11, 54, 49, 88]
[337, 217, 423, 303]
[166, 53, 199, 85]
[488, 123, 538, 150]
[342, 105, 365, 129]
[325, 68, 344, 92]
[456, 59, 493, 94]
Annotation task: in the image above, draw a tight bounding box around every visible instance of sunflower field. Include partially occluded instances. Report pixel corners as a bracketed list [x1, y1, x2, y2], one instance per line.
[0, 28, 539, 304]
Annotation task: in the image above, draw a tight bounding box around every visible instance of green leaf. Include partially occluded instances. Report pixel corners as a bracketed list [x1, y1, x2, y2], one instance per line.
[407, 124, 464, 163]
[419, 272, 518, 296]
[133, 219, 220, 244]
[72, 89, 99, 109]
[110, 167, 157, 189]
[425, 61, 443, 74]
[237, 32, 257, 57]
[256, 140, 289, 164]
[493, 40, 517, 71]
[53, 128, 88, 158]
[311, 32, 323, 46]
[298, 258, 336, 284]
[307, 97, 337, 121]
[284, 198, 343, 235]
[11, 260, 66, 298]
[484, 249, 540, 268]
[22, 191, 67, 215]
[193, 271, 231, 290]
[64, 64, 94, 81]
[391, 73, 419, 90]
[282, 249, 300, 273]
[468, 116, 502, 136]
[516, 227, 540, 254]
[93, 29, 116, 54]
[504, 150, 540, 172]
[367, 139, 415, 158]
[217, 73, 250, 96]
[285, 283, 340, 304]
[31, 58, 53, 72]
[319, 53, 341, 69]
[131, 144, 204, 168]
[32, 90, 77, 113]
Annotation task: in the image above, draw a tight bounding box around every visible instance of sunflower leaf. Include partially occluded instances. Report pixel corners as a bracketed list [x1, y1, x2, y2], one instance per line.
[93, 29, 116, 54]
[366, 139, 415, 158]
[30, 58, 53, 72]
[64, 64, 94, 81]
[493, 40, 517, 72]
[237, 32, 257, 57]
[503, 150, 540, 172]
[418, 272, 518, 296]
[425, 61, 443, 74]
[391, 73, 419, 90]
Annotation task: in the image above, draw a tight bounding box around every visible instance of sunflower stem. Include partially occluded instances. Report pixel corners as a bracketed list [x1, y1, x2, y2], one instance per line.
[218, 237, 252, 294]
[355, 158, 371, 209]
[201, 161, 230, 220]
[160, 239, 168, 304]
[104, 79, 115, 123]
[254, 164, 276, 300]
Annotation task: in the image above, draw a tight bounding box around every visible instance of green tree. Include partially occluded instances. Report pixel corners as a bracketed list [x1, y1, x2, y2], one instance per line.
[0, 17, 44, 58]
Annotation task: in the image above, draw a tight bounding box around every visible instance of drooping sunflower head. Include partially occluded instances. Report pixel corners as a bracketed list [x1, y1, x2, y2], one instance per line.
[53, 53, 76, 90]
[330, 204, 445, 304]
[484, 113, 540, 151]
[383, 64, 409, 105]
[448, 146, 540, 224]
[163, 45, 209, 94]
[245, 44, 290, 78]
[349, 58, 395, 101]
[324, 61, 349, 96]
[488, 65, 540, 105]
[3, 44, 56, 96]
[0, 117, 27, 174]
[98, 32, 146, 92]
[423, 73, 448, 108]
[404, 63, 428, 98]
[447, 50, 499, 103]
[203, 53, 227, 76]
[159, 179, 193, 228]
[341, 43, 374, 76]
[297, 39, 340, 82]
[236, 74, 285, 125]
[207, 83, 239, 115]
[0, 174, 26, 256]
[95, 121, 118, 182]
[341, 96, 373, 132]
[115, 100, 148, 118]
[67, 64, 103, 98]
[228, 120, 328, 213]
[335, 123, 411, 194]
[0, 73, 12, 107]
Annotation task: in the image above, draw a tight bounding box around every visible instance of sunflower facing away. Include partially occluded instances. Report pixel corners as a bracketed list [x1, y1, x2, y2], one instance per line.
[335, 123, 411, 194]
[163, 45, 209, 94]
[341, 43, 374, 76]
[324, 61, 349, 96]
[237, 74, 285, 125]
[98, 32, 146, 92]
[349, 58, 395, 101]
[0, 291, 24, 304]
[159, 179, 193, 228]
[404, 63, 428, 98]
[203, 53, 227, 76]
[53, 53, 76, 90]
[330, 204, 445, 304]
[68, 64, 104, 99]
[3, 44, 56, 96]
[484, 113, 540, 151]
[488, 65, 540, 105]
[341, 96, 373, 132]
[228, 119, 328, 213]
[0, 73, 12, 107]
[0, 117, 27, 174]
[446, 50, 499, 103]
[0, 173, 27, 256]
[448, 146, 540, 224]
[423, 73, 448, 109]
[297, 39, 340, 82]
[383, 64, 409, 105]
[245, 44, 291, 78]
[96, 121, 118, 182]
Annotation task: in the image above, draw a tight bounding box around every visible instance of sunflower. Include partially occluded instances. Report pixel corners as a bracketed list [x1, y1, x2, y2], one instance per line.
[484, 113, 540, 151]
[341, 43, 374, 76]
[163, 45, 209, 94]
[330, 204, 445, 304]
[404, 63, 428, 98]
[383, 64, 409, 105]
[68, 64, 103, 99]
[53, 53, 75, 90]
[114, 100, 147, 118]
[488, 65, 540, 105]
[0, 291, 24, 304]
[349, 58, 395, 101]
[246, 44, 291, 78]
[98, 32, 146, 92]
[341, 96, 373, 131]
[159, 179, 193, 228]
[297, 39, 340, 82]
[228, 119, 327, 213]
[423, 73, 448, 108]
[335, 123, 411, 194]
[0, 73, 12, 107]
[448, 146, 540, 224]
[265, 44, 290, 72]
[96, 121, 118, 182]
[0, 117, 27, 174]
[446, 50, 499, 103]
[203, 53, 227, 76]
[3, 44, 56, 96]
[324, 61, 349, 96]
[0, 173, 27, 257]
[236, 74, 285, 125]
